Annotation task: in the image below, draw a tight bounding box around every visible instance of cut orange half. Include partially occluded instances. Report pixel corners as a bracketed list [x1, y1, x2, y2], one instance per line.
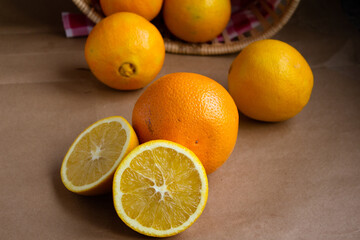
[113, 140, 208, 237]
[60, 116, 139, 195]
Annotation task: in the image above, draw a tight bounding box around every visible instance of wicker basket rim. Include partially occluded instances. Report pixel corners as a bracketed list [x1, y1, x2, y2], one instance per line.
[71, 0, 300, 55]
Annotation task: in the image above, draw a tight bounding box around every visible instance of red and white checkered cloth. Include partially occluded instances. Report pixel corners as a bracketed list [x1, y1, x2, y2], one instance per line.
[62, 0, 281, 41]
[62, 12, 94, 37]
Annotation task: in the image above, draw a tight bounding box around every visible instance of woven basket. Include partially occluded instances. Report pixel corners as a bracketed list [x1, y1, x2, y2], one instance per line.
[72, 0, 300, 55]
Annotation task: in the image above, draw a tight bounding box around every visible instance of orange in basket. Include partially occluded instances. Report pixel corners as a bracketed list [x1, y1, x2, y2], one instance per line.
[99, 0, 163, 21]
[163, 0, 231, 43]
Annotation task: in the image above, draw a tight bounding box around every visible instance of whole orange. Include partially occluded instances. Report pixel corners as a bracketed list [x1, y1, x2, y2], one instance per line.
[85, 12, 165, 90]
[132, 72, 239, 174]
[228, 39, 314, 122]
[163, 0, 231, 43]
[100, 0, 163, 21]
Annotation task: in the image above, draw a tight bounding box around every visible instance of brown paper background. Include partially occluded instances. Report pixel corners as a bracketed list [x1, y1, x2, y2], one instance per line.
[1, 0, 359, 239]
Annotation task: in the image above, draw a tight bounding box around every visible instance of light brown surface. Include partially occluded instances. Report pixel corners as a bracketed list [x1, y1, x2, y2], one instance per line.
[1, 0, 360, 239]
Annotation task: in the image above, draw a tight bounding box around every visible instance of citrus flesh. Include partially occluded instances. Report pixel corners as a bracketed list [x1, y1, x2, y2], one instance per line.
[113, 140, 208, 237]
[61, 116, 139, 195]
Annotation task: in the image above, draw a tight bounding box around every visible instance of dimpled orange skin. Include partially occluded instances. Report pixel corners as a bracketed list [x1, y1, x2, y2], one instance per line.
[100, 0, 163, 21]
[84, 12, 165, 90]
[132, 72, 239, 174]
[228, 39, 314, 122]
[163, 0, 231, 43]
